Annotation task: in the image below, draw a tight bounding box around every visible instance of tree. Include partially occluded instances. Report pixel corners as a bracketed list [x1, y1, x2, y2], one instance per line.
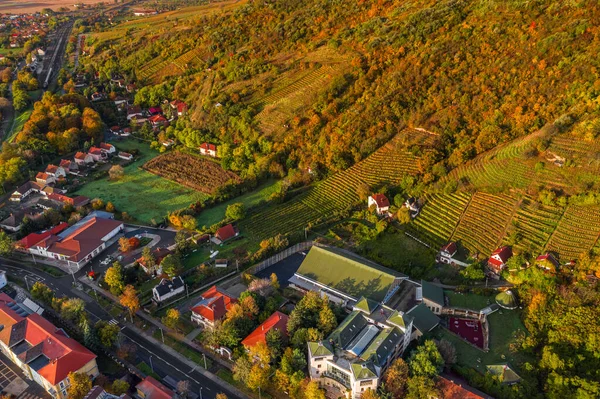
[111, 380, 129, 395]
[246, 363, 270, 391]
[270, 273, 280, 290]
[67, 372, 92, 399]
[233, 356, 252, 385]
[435, 339, 456, 365]
[177, 380, 190, 399]
[161, 254, 183, 278]
[109, 164, 125, 180]
[215, 394, 228, 399]
[0, 231, 14, 256]
[141, 246, 156, 274]
[96, 321, 120, 347]
[397, 207, 411, 224]
[357, 182, 371, 201]
[105, 262, 125, 295]
[162, 308, 180, 330]
[31, 282, 54, 304]
[318, 305, 337, 336]
[409, 340, 444, 378]
[225, 203, 245, 221]
[383, 358, 409, 398]
[175, 230, 189, 254]
[304, 381, 326, 399]
[120, 285, 140, 320]
[361, 389, 381, 399]
[106, 201, 116, 212]
[60, 298, 86, 323]
[119, 237, 132, 252]
[406, 376, 439, 399]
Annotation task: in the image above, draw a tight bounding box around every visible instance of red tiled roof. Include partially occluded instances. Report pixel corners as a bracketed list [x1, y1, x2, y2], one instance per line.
[441, 242, 457, 255]
[136, 377, 175, 399]
[36, 172, 50, 180]
[170, 100, 187, 113]
[215, 224, 236, 241]
[490, 246, 512, 263]
[241, 311, 288, 348]
[88, 147, 103, 155]
[200, 142, 216, 151]
[190, 286, 237, 323]
[536, 253, 560, 268]
[148, 115, 167, 123]
[99, 143, 114, 151]
[0, 306, 96, 385]
[370, 193, 389, 208]
[59, 159, 72, 168]
[45, 165, 59, 174]
[17, 223, 69, 249]
[435, 375, 488, 399]
[74, 152, 88, 160]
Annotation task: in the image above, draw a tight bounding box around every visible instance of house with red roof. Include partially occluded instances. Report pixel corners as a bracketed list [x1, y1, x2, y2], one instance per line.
[487, 246, 513, 278]
[135, 376, 176, 399]
[74, 152, 93, 165]
[59, 159, 79, 175]
[44, 164, 66, 179]
[47, 193, 90, 208]
[88, 147, 107, 162]
[368, 194, 390, 215]
[241, 311, 289, 348]
[434, 374, 492, 399]
[190, 285, 238, 329]
[148, 114, 168, 128]
[535, 253, 560, 272]
[118, 152, 133, 161]
[99, 143, 116, 155]
[169, 100, 188, 117]
[35, 172, 56, 186]
[213, 224, 238, 244]
[127, 105, 143, 121]
[136, 247, 172, 275]
[199, 143, 217, 157]
[0, 298, 99, 398]
[148, 106, 162, 115]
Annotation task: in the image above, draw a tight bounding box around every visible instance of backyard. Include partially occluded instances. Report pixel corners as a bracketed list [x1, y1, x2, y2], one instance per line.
[73, 139, 209, 224]
[445, 290, 495, 311]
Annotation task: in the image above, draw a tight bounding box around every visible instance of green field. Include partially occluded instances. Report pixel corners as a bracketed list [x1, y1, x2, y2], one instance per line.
[73, 140, 208, 224]
[0, 47, 22, 55]
[445, 290, 494, 311]
[5, 107, 32, 142]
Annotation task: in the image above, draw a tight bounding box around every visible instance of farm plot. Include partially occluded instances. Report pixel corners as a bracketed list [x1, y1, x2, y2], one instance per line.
[549, 134, 600, 165]
[545, 205, 600, 260]
[451, 192, 518, 256]
[241, 129, 435, 240]
[144, 152, 240, 194]
[504, 197, 564, 254]
[409, 192, 472, 248]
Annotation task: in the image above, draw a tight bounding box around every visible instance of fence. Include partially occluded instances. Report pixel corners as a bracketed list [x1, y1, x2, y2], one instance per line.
[248, 241, 318, 275]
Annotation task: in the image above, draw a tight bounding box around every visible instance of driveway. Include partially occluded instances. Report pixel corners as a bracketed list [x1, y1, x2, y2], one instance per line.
[254, 252, 306, 287]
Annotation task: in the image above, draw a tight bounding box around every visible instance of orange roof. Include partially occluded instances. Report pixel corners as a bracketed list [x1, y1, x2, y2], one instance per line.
[215, 224, 236, 241]
[99, 143, 114, 150]
[136, 376, 175, 399]
[436, 375, 489, 399]
[36, 172, 50, 180]
[45, 165, 59, 174]
[74, 152, 88, 160]
[88, 147, 103, 155]
[241, 311, 288, 348]
[370, 193, 389, 208]
[17, 222, 69, 249]
[148, 115, 167, 123]
[0, 305, 96, 385]
[200, 142, 216, 151]
[190, 286, 237, 323]
[59, 159, 72, 168]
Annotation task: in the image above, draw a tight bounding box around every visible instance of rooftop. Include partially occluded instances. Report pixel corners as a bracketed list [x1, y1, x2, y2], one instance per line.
[241, 311, 288, 348]
[407, 303, 440, 333]
[421, 280, 445, 306]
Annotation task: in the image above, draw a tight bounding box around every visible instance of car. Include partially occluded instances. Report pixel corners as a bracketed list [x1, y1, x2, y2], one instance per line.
[100, 256, 112, 265]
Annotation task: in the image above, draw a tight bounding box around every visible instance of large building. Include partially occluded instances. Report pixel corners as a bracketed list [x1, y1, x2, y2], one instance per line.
[289, 246, 408, 306]
[307, 299, 413, 399]
[17, 212, 123, 270]
[0, 295, 99, 398]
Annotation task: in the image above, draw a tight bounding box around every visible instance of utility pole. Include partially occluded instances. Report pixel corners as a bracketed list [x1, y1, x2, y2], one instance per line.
[236, 259, 239, 272]
[24, 276, 30, 291]
[202, 353, 207, 369]
[160, 328, 165, 343]
[258, 386, 261, 399]
[149, 355, 154, 372]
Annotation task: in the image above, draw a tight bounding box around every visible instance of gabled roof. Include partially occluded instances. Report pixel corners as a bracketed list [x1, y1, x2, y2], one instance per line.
[148, 115, 167, 123]
[490, 246, 512, 264]
[307, 341, 334, 357]
[74, 152, 89, 160]
[436, 374, 492, 399]
[99, 143, 114, 151]
[536, 253, 560, 269]
[154, 277, 184, 297]
[350, 362, 377, 381]
[241, 311, 288, 348]
[200, 142, 217, 151]
[361, 327, 403, 366]
[13, 181, 42, 195]
[441, 242, 457, 255]
[354, 297, 379, 314]
[136, 376, 175, 399]
[369, 193, 389, 208]
[36, 172, 50, 181]
[421, 280, 445, 307]
[486, 364, 521, 384]
[215, 224, 236, 241]
[386, 310, 413, 330]
[137, 247, 171, 268]
[329, 311, 368, 349]
[407, 303, 440, 333]
[17, 222, 69, 249]
[45, 164, 60, 174]
[190, 285, 237, 323]
[88, 147, 103, 155]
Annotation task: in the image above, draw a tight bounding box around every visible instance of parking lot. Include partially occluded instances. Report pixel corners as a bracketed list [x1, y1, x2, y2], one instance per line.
[0, 352, 48, 399]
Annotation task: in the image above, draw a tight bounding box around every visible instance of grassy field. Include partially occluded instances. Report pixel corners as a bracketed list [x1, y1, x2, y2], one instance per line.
[73, 140, 208, 224]
[445, 290, 494, 311]
[5, 107, 32, 142]
[0, 47, 22, 55]
[0, 0, 106, 13]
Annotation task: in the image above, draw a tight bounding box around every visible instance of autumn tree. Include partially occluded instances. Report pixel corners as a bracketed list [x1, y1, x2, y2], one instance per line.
[81, 107, 104, 142]
[225, 202, 245, 221]
[177, 381, 190, 399]
[270, 273, 280, 290]
[357, 182, 371, 201]
[95, 320, 120, 347]
[304, 381, 326, 399]
[383, 358, 409, 398]
[31, 282, 54, 304]
[0, 231, 14, 256]
[120, 285, 140, 321]
[435, 339, 456, 365]
[105, 261, 125, 295]
[215, 394, 228, 399]
[397, 207, 411, 224]
[111, 380, 129, 396]
[109, 164, 125, 180]
[119, 237, 132, 252]
[67, 372, 92, 399]
[162, 308, 180, 330]
[141, 246, 156, 274]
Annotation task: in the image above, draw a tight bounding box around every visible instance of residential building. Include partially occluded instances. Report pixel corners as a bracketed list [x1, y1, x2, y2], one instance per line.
[127, 105, 143, 121]
[190, 285, 237, 329]
[133, 9, 158, 17]
[148, 115, 168, 128]
[148, 107, 162, 115]
[137, 247, 172, 275]
[59, 159, 79, 175]
[417, 280, 444, 315]
[152, 277, 185, 303]
[434, 374, 493, 399]
[99, 143, 116, 155]
[135, 376, 176, 399]
[0, 208, 41, 233]
[289, 246, 408, 306]
[438, 242, 457, 264]
[10, 181, 42, 202]
[88, 147, 107, 162]
[535, 253, 560, 272]
[406, 303, 440, 338]
[44, 165, 66, 179]
[74, 152, 94, 165]
[169, 100, 188, 117]
[242, 311, 288, 348]
[35, 172, 56, 186]
[118, 152, 133, 161]
[367, 194, 389, 215]
[487, 246, 513, 277]
[307, 301, 413, 399]
[0, 299, 99, 399]
[486, 364, 521, 385]
[199, 143, 217, 157]
[213, 224, 238, 244]
[47, 193, 90, 208]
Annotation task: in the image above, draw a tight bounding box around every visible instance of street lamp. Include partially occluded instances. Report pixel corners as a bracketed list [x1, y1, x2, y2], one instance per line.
[149, 355, 154, 372]
[24, 275, 30, 291]
[199, 387, 202, 399]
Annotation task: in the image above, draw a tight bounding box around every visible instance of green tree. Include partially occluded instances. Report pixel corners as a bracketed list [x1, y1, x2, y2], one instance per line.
[304, 381, 326, 399]
[141, 246, 156, 274]
[95, 321, 120, 347]
[60, 298, 86, 323]
[162, 308, 180, 329]
[406, 376, 439, 399]
[0, 231, 14, 256]
[225, 203, 245, 221]
[409, 340, 444, 378]
[160, 254, 182, 278]
[105, 261, 125, 295]
[397, 207, 411, 224]
[31, 282, 54, 304]
[67, 372, 92, 399]
[111, 380, 129, 396]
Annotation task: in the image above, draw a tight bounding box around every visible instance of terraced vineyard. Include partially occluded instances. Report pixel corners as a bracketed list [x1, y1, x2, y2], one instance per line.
[450, 192, 518, 256]
[548, 134, 600, 165]
[408, 192, 472, 248]
[545, 205, 600, 260]
[503, 197, 564, 254]
[241, 129, 434, 240]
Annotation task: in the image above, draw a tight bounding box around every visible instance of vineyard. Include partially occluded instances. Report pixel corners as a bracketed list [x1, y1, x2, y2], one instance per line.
[502, 197, 564, 255]
[450, 192, 518, 256]
[144, 152, 240, 194]
[241, 129, 435, 240]
[548, 134, 600, 167]
[408, 192, 472, 248]
[545, 205, 600, 260]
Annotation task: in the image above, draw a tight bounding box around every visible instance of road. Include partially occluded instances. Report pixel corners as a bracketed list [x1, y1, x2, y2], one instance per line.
[0, 252, 243, 399]
[39, 21, 73, 89]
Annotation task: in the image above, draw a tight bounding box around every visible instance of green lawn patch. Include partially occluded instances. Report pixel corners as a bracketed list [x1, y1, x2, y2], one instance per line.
[73, 139, 208, 224]
[5, 107, 32, 142]
[152, 329, 211, 369]
[445, 291, 494, 311]
[137, 361, 161, 380]
[182, 246, 212, 269]
[0, 47, 22, 55]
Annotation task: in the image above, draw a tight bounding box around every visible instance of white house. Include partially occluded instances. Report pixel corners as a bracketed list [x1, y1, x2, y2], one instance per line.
[99, 143, 116, 155]
[367, 194, 390, 215]
[10, 181, 42, 202]
[199, 143, 217, 157]
[74, 152, 94, 165]
[35, 172, 56, 186]
[152, 277, 185, 302]
[44, 164, 66, 179]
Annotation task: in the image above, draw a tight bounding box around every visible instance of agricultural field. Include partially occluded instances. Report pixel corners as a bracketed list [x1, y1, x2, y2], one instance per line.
[545, 205, 600, 260]
[74, 140, 208, 224]
[548, 134, 600, 168]
[240, 128, 435, 241]
[0, 0, 105, 13]
[144, 152, 240, 194]
[450, 192, 518, 257]
[503, 197, 564, 255]
[409, 192, 472, 248]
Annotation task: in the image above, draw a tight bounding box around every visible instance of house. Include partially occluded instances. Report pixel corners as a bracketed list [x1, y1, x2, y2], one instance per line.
[129, 115, 148, 126]
[215, 259, 228, 268]
[0, 298, 99, 399]
[148, 106, 162, 115]
[82, 386, 124, 399]
[404, 197, 420, 217]
[99, 142, 116, 155]
[88, 147, 107, 162]
[487, 246, 513, 277]
[126, 84, 136, 93]
[242, 311, 288, 348]
[439, 242, 457, 264]
[169, 100, 188, 117]
[148, 114, 167, 128]
[199, 143, 217, 157]
[434, 374, 493, 399]
[118, 152, 133, 161]
[35, 172, 56, 186]
[162, 139, 175, 148]
[37, 198, 64, 211]
[91, 92, 103, 102]
[495, 290, 518, 310]
[486, 364, 521, 385]
[367, 194, 390, 215]
[135, 376, 176, 399]
[121, 128, 132, 137]
[152, 276, 185, 303]
[418, 280, 444, 315]
[0, 208, 41, 232]
[18, 214, 123, 270]
[113, 97, 127, 107]
[10, 181, 42, 202]
[110, 126, 122, 135]
[47, 193, 90, 208]
[59, 159, 79, 174]
[133, 9, 158, 17]
[45, 164, 66, 178]
[190, 285, 237, 329]
[213, 224, 238, 244]
[289, 246, 408, 306]
[406, 303, 440, 338]
[126, 105, 143, 120]
[307, 305, 413, 399]
[536, 253, 560, 272]
[137, 247, 172, 275]
[74, 152, 94, 165]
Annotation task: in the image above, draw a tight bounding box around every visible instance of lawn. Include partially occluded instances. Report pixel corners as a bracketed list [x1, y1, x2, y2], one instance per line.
[196, 179, 281, 228]
[137, 361, 161, 380]
[0, 47, 22, 55]
[445, 290, 494, 311]
[5, 107, 32, 142]
[182, 246, 212, 269]
[73, 140, 209, 224]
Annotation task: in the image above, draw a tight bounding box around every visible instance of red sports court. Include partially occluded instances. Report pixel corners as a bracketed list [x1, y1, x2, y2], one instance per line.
[449, 317, 484, 349]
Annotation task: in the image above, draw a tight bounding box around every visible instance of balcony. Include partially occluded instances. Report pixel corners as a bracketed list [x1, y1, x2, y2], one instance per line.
[322, 371, 350, 389]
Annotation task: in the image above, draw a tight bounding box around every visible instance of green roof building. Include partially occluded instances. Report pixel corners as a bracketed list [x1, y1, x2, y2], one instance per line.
[495, 290, 518, 310]
[420, 280, 445, 314]
[487, 364, 521, 385]
[407, 303, 440, 336]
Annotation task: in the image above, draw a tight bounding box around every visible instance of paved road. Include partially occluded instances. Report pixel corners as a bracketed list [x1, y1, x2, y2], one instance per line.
[255, 252, 306, 287]
[39, 21, 73, 89]
[0, 258, 243, 399]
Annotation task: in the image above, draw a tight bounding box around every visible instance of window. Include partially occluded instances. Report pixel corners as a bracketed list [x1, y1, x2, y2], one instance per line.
[61, 390, 67, 397]
[360, 380, 372, 386]
[59, 382, 65, 389]
[317, 365, 321, 368]
[316, 370, 319, 375]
